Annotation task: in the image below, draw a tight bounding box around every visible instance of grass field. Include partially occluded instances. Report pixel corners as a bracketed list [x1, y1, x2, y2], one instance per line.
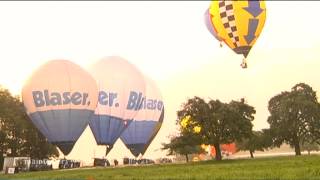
[1, 155, 320, 180]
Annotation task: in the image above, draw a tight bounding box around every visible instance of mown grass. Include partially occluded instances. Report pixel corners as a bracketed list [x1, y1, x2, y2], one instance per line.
[1, 155, 320, 180]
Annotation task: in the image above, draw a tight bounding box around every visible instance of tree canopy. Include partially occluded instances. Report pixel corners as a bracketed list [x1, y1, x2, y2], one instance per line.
[267, 83, 320, 155]
[177, 97, 255, 160]
[0, 87, 59, 160]
[161, 131, 204, 162]
[236, 129, 272, 158]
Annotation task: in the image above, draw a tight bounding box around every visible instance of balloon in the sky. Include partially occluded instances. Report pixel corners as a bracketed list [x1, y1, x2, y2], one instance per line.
[88, 56, 146, 155]
[204, 8, 223, 44]
[206, 0, 266, 68]
[120, 77, 164, 157]
[22, 60, 98, 155]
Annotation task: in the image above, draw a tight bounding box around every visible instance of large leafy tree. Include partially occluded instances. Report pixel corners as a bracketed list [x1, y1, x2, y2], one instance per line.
[0, 88, 25, 156]
[300, 141, 320, 155]
[0, 87, 58, 159]
[162, 114, 204, 162]
[267, 83, 320, 155]
[161, 131, 204, 162]
[236, 129, 272, 158]
[177, 97, 255, 160]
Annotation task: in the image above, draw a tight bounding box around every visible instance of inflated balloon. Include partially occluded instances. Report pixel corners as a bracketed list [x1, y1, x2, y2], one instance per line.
[204, 8, 223, 46]
[22, 60, 98, 155]
[88, 56, 146, 155]
[142, 107, 164, 155]
[120, 77, 164, 157]
[207, 0, 266, 68]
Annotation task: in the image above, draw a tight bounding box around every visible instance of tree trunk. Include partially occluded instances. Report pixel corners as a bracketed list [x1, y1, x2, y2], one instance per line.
[185, 154, 189, 162]
[214, 143, 222, 161]
[293, 139, 301, 156]
[11, 145, 17, 156]
[308, 150, 311, 155]
[249, 150, 254, 158]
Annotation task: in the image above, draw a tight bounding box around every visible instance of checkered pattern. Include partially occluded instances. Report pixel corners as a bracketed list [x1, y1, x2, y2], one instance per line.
[219, 0, 240, 47]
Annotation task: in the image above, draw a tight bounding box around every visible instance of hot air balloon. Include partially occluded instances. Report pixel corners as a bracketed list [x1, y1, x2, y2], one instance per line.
[142, 107, 164, 155]
[204, 8, 223, 47]
[22, 60, 98, 155]
[120, 77, 164, 157]
[206, 0, 266, 68]
[88, 56, 146, 155]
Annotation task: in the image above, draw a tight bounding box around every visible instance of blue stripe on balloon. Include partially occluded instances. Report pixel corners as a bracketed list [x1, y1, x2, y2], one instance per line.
[29, 109, 94, 143]
[204, 8, 222, 41]
[89, 114, 132, 145]
[120, 121, 158, 147]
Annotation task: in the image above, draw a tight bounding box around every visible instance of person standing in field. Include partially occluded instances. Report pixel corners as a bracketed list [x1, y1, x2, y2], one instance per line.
[114, 159, 118, 167]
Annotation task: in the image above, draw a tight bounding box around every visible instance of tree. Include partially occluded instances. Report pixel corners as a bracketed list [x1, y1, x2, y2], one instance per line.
[300, 141, 320, 155]
[0, 88, 25, 156]
[236, 130, 272, 158]
[0, 129, 6, 170]
[267, 83, 320, 156]
[177, 97, 255, 160]
[162, 131, 204, 162]
[162, 113, 204, 162]
[0, 128, 7, 155]
[0, 87, 59, 158]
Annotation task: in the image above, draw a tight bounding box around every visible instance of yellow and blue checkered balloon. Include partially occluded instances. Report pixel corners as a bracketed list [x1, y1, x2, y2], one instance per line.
[206, 0, 266, 68]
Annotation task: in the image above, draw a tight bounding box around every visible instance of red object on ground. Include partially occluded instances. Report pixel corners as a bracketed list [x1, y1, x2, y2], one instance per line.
[210, 143, 236, 157]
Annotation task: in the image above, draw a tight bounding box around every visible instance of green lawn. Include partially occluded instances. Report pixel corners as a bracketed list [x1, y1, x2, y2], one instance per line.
[1, 155, 320, 180]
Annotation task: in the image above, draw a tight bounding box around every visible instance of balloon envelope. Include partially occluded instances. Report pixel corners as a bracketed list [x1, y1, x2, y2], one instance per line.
[22, 60, 98, 155]
[204, 8, 222, 42]
[88, 56, 146, 154]
[208, 0, 266, 58]
[120, 77, 164, 157]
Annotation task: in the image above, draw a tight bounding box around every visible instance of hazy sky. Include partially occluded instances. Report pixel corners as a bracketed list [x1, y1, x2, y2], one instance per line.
[1, 1, 320, 164]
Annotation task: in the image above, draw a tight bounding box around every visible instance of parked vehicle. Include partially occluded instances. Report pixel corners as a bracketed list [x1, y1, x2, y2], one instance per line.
[29, 159, 52, 171]
[123, 158, 137, 165]
[15, 159, 31, 172]
[159, 158, 172, 164]
[93, 158, 110, 167]
[137, 159, 155, 164]
[2, 157, 31, 173]
[58, 159, 80, 169]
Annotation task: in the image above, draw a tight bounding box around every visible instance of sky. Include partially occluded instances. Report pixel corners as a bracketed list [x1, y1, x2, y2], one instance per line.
[1, 1, 320, 164]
